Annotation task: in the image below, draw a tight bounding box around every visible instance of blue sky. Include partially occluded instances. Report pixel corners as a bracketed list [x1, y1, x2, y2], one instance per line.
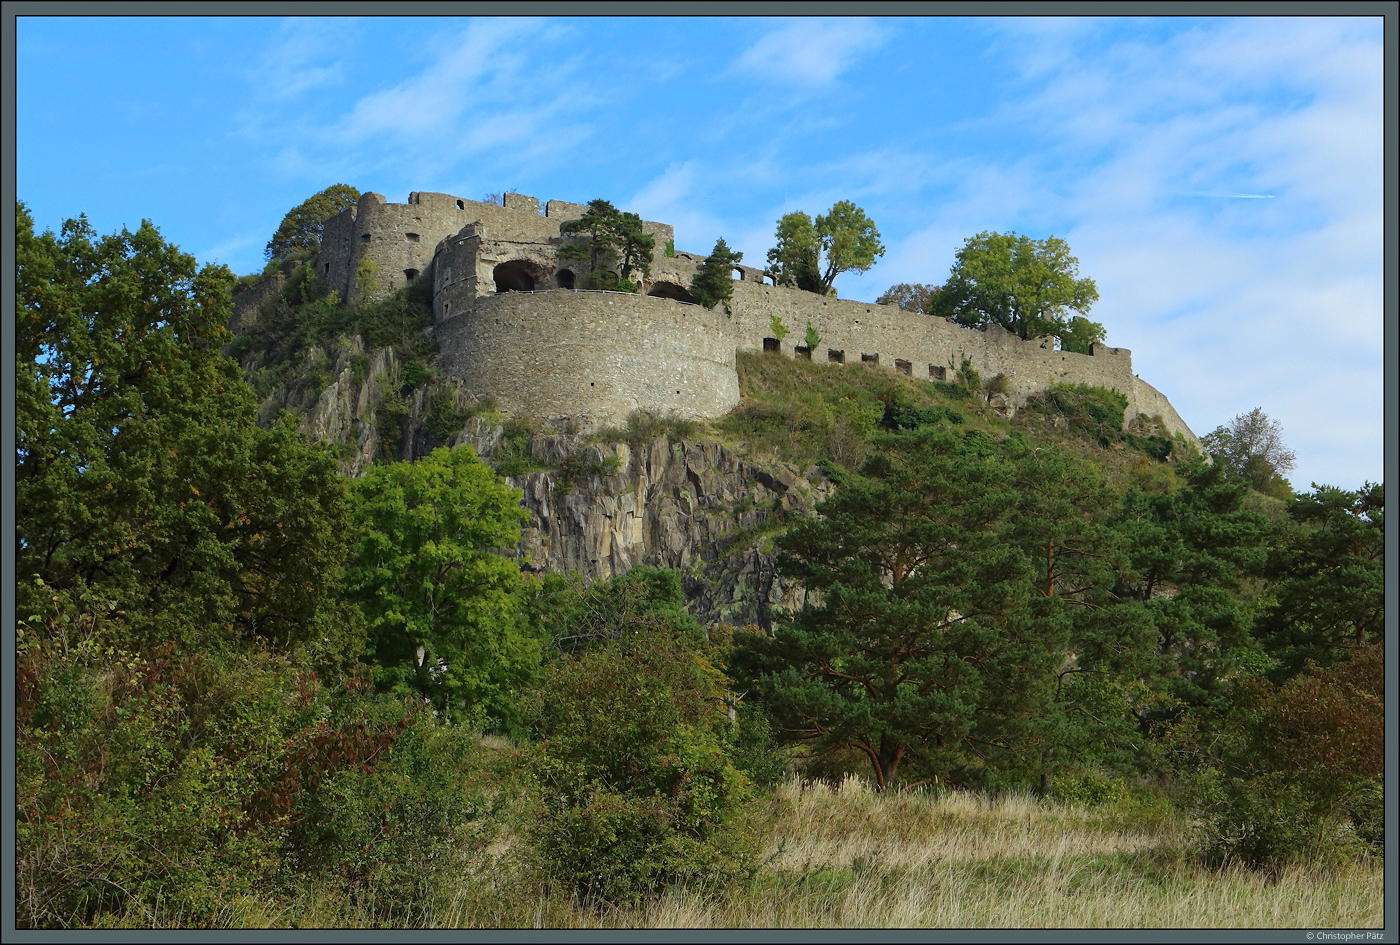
[16, 15, 1386, 491]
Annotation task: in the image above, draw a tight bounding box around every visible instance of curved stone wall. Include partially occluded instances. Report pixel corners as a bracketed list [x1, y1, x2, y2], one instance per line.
[432, 289, 740, 430]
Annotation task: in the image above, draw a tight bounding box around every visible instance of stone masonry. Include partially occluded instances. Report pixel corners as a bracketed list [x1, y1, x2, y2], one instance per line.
[308, 190, 1198, 444]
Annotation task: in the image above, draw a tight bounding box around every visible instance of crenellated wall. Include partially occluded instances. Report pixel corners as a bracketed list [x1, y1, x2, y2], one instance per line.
[298, 189, 1200, 445]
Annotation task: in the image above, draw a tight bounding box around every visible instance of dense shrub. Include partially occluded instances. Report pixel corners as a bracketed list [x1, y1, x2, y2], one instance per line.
[526, 572, 758, 904]
[1203, 646, 1383, 869]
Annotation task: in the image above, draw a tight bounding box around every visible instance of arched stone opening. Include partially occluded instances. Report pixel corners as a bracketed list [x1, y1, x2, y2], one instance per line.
[556, 269, 576, 290]
[493, 261, 536, 293]
[646, 281, 693, 303]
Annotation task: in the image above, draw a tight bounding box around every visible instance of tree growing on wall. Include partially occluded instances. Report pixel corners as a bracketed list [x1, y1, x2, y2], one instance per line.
[558, 199, 655, 291]
[690, 238, 744, 310]
[265, 183, 361, 264]
[766, 201, 885, 297]
[933, 231, 1099, 342]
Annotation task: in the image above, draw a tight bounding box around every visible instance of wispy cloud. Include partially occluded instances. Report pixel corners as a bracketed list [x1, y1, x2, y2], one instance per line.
[732, 18, 887, 87]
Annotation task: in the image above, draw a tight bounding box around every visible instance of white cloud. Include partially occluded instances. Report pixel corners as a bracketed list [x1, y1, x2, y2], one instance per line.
[733, 18, 887, 87]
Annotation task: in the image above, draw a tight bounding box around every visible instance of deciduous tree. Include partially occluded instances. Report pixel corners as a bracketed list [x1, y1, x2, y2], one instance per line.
[933, 231, 1099, 342]
[345, 446, 538, 728]
[16, 203, 355, 656]
[876, 282, 939, 313]
[766, 201, 884, 297]
[1201, 407, 1296, 495]
[265, 183, 360, 264]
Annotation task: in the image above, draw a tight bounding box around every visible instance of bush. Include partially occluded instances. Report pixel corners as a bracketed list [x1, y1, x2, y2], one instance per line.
[526, 573, 759, 904]
[1203, 647, 1383, 870]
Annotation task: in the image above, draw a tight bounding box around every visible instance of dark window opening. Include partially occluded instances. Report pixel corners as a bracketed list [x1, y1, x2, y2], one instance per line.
[828, 349, 845, 363]
[405, 232, 420, 242]
[861, 353, 879, 365]
[763, 337, 781, 353]
[795, 346, 812, 360]
[895, 359, 912, 376]
[361, 233, 371, 242]
[404, 269, 419, 282]
[929, 365, 946, 381]
[324, 263, 330, 274]
[556, 269, 576, 290]
[646, 281, 694, 303]
[456, 199, 465, 210]
[493, 261, 535, 293]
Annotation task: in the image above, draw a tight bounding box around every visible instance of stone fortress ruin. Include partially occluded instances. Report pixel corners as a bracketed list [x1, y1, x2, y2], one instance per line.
[313, 189, 1198, 444]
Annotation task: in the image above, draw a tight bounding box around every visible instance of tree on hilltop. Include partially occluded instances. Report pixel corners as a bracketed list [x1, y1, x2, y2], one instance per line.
[876, 282, 940, 314]
[933, 231, 1100, 344]
[265, 183, 360, 264]
[766, 201, 884, 298]
[1201, 407, 1296, 496]
[690, 238, 744, 310]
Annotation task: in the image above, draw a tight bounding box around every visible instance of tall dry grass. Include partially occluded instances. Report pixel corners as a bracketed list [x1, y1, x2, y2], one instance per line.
[432, 775, 1384, 930]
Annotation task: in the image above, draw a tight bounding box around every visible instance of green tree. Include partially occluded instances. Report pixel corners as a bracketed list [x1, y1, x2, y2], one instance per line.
[730, 431, 1083, 791]
[558, 198, 655, 291]
[765, 201, 885, 297]
[1201, 407, 1297, 496]
[528, 570, 756, 904]
[265, 183, 360, 264]
[689, 238, 744, 310]
[345, 446, 538, 728]
[16, 203, 356, 656]
[1111, 459, 1268, 713]
[876, 282, 939, 313]
[1058, 315, 1108, 354]
[933, 231, 1099, 341]
[1254, 483, 1384, 676]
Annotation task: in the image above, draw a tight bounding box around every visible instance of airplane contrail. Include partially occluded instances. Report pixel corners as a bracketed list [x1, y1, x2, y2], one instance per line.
[1183, 192, 1276, 199]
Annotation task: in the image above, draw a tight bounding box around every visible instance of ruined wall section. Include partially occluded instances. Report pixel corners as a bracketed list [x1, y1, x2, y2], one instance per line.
[714, 280, 1197, 443]
[433, 289, 739, 430]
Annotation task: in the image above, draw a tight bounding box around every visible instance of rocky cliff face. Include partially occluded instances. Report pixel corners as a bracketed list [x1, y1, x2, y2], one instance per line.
[259, 338, 831, 627]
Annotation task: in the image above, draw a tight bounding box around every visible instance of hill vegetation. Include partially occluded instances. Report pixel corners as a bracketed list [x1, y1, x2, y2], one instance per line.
[15, 203, 1384, 929]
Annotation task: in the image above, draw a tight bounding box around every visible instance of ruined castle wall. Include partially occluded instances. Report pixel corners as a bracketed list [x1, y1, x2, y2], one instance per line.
[432, 289, 739, 430]
[1129, 376, 1200, 446]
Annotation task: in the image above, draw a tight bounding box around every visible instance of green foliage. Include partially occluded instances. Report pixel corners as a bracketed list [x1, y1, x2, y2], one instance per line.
[765, 201, 884, 297]
[596, 408, 699, 450]
[876, 282, 939, 313]
[1025, 383, 1129, 446]
[690, 238, 743, 310]
[730, 431, 1111, 791]
[803, 321, 822, 352]
[16, 203, 356, 656]
[1204, 647, 1383, 869]
[265, 184, 359, 264]
[527, 571, 757, 904]
[15, 631, 492, 928]
[1111, 458, 1268, 713]
[933, 231, 1100, 341]
[769, 314, 790, 343]
[664, 238, 675, 257]
[559, 198, 655, 289]
[346, 447, 538, 729]
[957, 355, 982, 391]
[1253, 483, 1383, 676]
[487, 419, 549, 476]
[554, 446, 623, 497]
[1059, 315, 1107, 354]
[1201, 408, 1297, 496]
[354, 254, 379, 299]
